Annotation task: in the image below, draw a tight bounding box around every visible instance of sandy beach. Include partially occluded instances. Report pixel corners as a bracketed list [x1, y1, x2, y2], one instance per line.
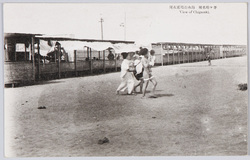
[4, 56, 247, 157]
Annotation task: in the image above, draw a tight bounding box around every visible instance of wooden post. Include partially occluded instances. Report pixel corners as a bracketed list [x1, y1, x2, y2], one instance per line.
[54, 51, 56, 63]
[167, 45, 169, 65]
[183, 45, 185, 63]
[161, 43, 164, 66]
[195, 46, 197, 62]
[178, 51, 180, 64]
[187, 46, 190, 63]
[200, 45, 202, 61]
[74, 50, 77, 76]
[24, 43, 27, 61]
[172, 45, 175, 65]
[191, 46, 193, 62]
[89, 47, 93, 74]
[37, 39, 41, 80]
[103, 50, 106, 73]
[115, 53, 117, 71]
[98, 51, 101, 60]
[58, 44, 61, 79]
[14, 41, 17, 61]
[29, 42, 32, 61]
[200, 46, 203, 61]
[31, 37, 35, 82]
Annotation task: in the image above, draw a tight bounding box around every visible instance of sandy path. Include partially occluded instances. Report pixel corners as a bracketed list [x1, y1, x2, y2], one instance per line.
[4, 56, 247, 157]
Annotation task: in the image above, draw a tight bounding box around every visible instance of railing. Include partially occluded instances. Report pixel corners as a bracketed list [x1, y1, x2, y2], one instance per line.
[4, 45, 246, 86]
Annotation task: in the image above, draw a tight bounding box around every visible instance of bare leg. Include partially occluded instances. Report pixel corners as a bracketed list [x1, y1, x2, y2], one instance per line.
[150, 77, 157, 95]
[134, 79, 143, 93]
[139, 80, 143, 93]
[142, 80, 149, 97]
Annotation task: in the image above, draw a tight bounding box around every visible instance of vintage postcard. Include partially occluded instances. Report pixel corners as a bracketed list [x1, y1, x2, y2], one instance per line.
[3, 2, 248, 157]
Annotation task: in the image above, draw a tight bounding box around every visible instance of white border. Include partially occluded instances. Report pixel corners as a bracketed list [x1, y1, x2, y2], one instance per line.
[0, 0, 249, 160]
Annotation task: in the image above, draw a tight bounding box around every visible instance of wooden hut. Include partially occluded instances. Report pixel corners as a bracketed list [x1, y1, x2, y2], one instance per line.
[4, 33, 136, 86]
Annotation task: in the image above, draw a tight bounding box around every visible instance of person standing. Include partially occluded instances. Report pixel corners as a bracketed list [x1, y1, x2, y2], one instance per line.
[116, 52, 136, 95]
[207, 53, 211, 66]
[140, 48, 157, 98]
[133, 54, 144, 93]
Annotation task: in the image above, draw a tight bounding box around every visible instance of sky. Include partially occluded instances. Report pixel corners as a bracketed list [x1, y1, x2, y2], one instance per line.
[3, 3, 248, 45]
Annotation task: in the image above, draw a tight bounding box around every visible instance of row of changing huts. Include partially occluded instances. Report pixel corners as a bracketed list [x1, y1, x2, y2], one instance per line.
[4, 33, 247, 87]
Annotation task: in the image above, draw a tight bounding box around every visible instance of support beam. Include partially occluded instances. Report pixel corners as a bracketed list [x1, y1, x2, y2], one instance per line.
[191, 46, 193, 62]
[89, 47, 93, 74]
[14, 41, 17, 61]
[24, 43, 27, 61]
[178, 51, 180, 64]
[183, 45, 186, 63]
[58, 44, 61, 79]
[74, 50, 77, 76]
[161, 44, 164, 66]
[172, 45, 175, 65]
[167, 45, 169, 65]
[115, 53, 117, 71]
[37, 39, 41, 80]
[31, 37, 35, 82]
[29, 42, 32, 61]
[103, 50, 106, 73]
[195, 47, 197, 62]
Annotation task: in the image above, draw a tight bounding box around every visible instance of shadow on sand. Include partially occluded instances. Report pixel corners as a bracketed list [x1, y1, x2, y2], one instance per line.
[148, 93, 174, 98]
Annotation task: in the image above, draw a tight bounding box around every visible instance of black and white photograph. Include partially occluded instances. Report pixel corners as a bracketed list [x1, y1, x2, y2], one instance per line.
[2, 2, 248, 157]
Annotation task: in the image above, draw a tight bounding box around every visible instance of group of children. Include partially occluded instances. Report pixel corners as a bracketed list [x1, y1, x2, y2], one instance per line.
[116, 48, 157, 98]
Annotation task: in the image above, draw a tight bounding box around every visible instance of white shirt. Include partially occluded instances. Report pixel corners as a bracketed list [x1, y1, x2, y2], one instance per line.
[134, 59, 143, 74]
[120, 59, 129, 78]
[149, 55, 156, 66]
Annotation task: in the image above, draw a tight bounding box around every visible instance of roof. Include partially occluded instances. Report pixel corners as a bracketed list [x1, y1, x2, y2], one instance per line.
[152, 42, 246, 47]
[35, 35, 134, 44]
[4, 33, 43, 38]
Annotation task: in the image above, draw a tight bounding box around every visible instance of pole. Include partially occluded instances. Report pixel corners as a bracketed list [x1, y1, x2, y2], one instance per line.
[161, 43, 163, 66]
[172, 45, 175, 65]
[167, 45, 169, 65]
[178, 46, 180, 64]
[115, 53, 117, 71]
[31, 37, 35, 82]
[100, 18, 104, 40]
[58, 44, 61, 79]
[14, 41, 17, 61]
[90, 48, 93, 74]
[24, 43, 27, 61]
[74, 50, 77, 76]
[103, 50, 106, 73]
[37, 39, 41, 80]
[124, 12, 126, 41]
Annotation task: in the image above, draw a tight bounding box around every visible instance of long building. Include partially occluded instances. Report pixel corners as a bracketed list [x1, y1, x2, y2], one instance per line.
[4, 33, 247, 87]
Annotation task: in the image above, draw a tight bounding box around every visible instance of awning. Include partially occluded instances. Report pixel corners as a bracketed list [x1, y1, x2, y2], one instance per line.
[112, 43, 140, 53]
[39, 40, 54, 56]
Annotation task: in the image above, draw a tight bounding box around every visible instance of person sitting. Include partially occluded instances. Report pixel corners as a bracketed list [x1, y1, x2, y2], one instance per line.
[108, 51, 115, 60]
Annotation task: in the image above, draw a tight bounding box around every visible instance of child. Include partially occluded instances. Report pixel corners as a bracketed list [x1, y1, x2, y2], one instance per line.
[140, 48, 157, 98]
[133, 54, 144, 93]
[149, 50, 156, 67]
[207, 53, 211, 66]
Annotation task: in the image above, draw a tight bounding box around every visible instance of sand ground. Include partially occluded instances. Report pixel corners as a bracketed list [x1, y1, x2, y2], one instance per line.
[4, 56, 248, 157]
